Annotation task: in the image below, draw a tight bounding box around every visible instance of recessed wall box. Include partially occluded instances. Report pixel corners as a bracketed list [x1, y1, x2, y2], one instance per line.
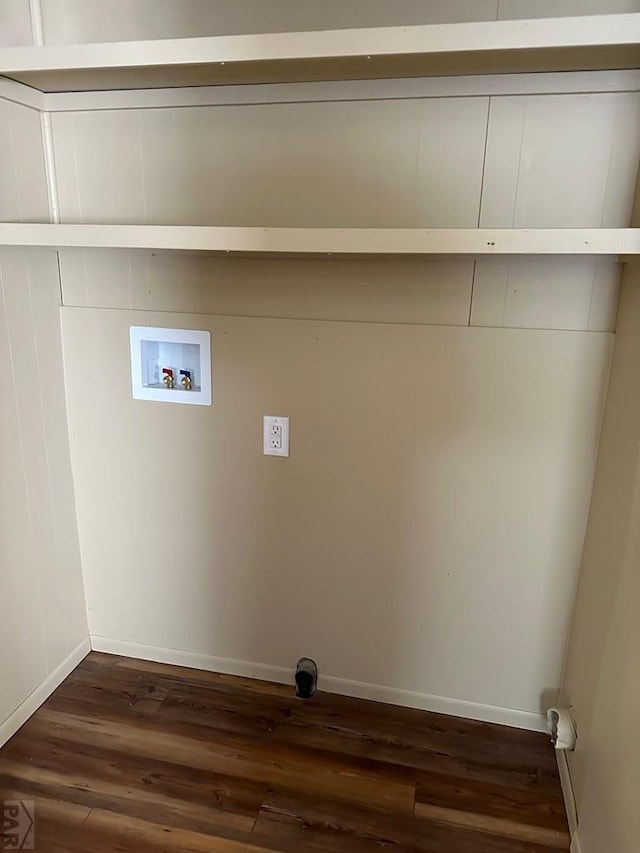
[129, 326, 211, 405]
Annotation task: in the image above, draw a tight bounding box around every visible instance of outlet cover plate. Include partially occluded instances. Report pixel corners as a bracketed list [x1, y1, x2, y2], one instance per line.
[263, 416, 289, 457]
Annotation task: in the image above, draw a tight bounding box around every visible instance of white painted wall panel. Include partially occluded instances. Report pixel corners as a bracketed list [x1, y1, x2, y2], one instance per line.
[0, 100, 49, 223]
[41, 0, 498, 44]
[57, 249, 621, 333]
[561, 267, 640, 853]
[52, 93, 640, 231]
[50, 88, 638, 332]
[0, 92, 86, 743]
[499, 0, 640, 18]
[52, 99, 489, 227]
[0, 0, 32, 46]
[39, 0, 640, 43]
[62, 307, 612, 716]
[0, 100, 20, 219]
[51, 111, 146, 225]
[587, 261, 623, 333]
[601, 95, 640, 228]
[0, 265, 47, 722]
[481, 93, 640, 228]
[559, 180, 640, 827]
[0, 249, 88, 735]
[1, 252, 66, 667]
[471, 258, 621, 331]
[58, 250, 475, 326]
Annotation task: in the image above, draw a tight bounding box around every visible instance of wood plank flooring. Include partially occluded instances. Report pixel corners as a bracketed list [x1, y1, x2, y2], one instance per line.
[0, 653, 570, 852]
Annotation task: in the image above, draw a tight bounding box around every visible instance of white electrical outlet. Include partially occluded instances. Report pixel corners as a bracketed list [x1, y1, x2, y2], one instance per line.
[263, 416, 289, 457]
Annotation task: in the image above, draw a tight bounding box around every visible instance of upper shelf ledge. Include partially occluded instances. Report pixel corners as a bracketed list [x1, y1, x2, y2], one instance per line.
[1, 224, 638, 257]
[0, 14, 639, 92]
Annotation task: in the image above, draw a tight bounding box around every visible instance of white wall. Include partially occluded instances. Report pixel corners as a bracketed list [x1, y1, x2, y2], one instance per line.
[573, 446, 640, 853]
[50, 86, 640, 339]
[480, 94, 640, 228]
[47, 68, 639, 728]
[0, 247, 89, 745]
[50, 92, 640, 229]
[62, 306, 612, 728]
[58, 249, 623, 334]
[51, 98, 489, 227]
[1, 0, 632, 732]
[0, 0, 32, 46]
[39, 0, 640, 43]
[0, 97, 88, 746]
[0, 98, 48, 222]
[559, 193, 640, 852]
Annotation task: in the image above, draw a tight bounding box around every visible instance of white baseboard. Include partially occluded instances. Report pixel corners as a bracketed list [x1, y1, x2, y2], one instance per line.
[557, 749, 583, 853]
[0, 636, 91, 748]
[90, 635, 546, 732]
[557, 749, 579, 836]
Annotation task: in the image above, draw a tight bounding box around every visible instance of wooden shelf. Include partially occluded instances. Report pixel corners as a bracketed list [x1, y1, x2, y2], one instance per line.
[0, 14, 638, 93]
[1, 224, 638, 257]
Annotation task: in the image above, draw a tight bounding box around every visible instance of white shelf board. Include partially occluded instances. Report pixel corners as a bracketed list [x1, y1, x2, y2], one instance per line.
[0, 14, 639, 93]
[1, 224, 638, 257]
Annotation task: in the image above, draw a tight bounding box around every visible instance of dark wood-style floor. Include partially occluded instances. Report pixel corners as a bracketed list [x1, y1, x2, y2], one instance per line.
[0, 653, 569, 852]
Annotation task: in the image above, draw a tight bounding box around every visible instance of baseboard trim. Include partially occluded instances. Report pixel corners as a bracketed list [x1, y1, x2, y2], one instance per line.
[557, 749, 582, 853]
[0, 636, 91, 748]
[90, 635, 546, 732]
[557, 749, 579, 836]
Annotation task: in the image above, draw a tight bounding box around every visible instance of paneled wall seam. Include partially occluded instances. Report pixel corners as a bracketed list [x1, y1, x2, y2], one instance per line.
[470, 97, 494, 326]
[601, 100, 622, 228]
[511, 101, 528, 226]
[69, 112, 82, 220]
[5, 102, 23, 221]
[28, 0, 44, 45]
[477, 98, 493, 227]
[55, 250, 62, 303]
[40, 111, 60, 222]
[586, 260, 599, 330]
[137, 113, 147, 223]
